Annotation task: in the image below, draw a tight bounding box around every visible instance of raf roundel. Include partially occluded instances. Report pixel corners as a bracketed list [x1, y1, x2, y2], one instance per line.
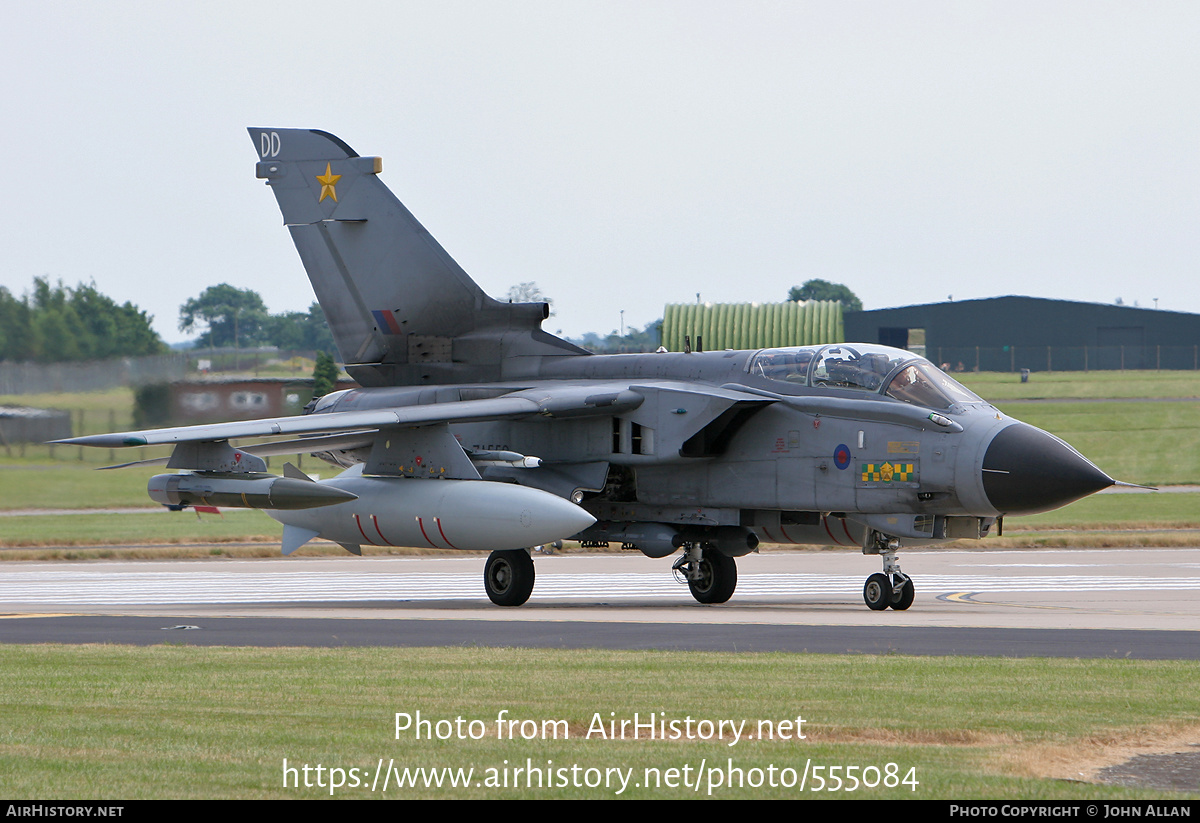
[834, 444, 851, 470]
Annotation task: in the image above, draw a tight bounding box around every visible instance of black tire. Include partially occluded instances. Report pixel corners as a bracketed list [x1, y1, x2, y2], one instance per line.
[863, 573, 892, 611]
[890, 577, 915, 611]
[484, 550, 535, 607]
[688, 551, 738, 604]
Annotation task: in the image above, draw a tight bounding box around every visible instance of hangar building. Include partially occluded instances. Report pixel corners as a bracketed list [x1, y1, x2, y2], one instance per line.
[843, 296, 1200, 371]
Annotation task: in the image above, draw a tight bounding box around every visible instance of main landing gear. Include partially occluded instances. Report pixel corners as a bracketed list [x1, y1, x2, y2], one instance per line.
[672, 545, 738, 604]
[484, 549, 535, 607]
[862, 532, 915, 611]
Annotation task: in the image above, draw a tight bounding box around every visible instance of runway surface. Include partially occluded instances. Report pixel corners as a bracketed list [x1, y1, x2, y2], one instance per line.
[3, 547, 1200, 657]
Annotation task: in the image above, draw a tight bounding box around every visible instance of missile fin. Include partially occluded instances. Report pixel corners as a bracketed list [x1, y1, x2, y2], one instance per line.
[282, 525, 320, 556]
[282, 462, 312, 481]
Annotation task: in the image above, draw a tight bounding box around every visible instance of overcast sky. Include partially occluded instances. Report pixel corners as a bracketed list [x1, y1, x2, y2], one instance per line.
[3, 1, 1197, 344]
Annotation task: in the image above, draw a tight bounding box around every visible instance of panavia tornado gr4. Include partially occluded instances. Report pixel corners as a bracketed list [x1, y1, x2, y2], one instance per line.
[59, 128, 1120, 611]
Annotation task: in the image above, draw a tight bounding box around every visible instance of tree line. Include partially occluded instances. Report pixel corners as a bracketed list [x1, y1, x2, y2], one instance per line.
[0, 277, 165, 363]
[181, 279, 863, 357]
[179, 284, 335, 352]
[0, 276, 863, 364]
[180, 279, 862, 355]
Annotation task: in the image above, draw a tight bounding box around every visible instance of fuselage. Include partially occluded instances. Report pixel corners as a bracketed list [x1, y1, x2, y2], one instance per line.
[301, 343, 1113, 548]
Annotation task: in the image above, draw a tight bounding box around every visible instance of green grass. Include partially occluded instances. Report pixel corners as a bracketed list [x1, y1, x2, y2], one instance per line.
[0, 509, 283, 549]
[1009, 492, 1200, 530]
[0, 387, 137, 434]
[972, 492, 1200, 548]
[0, 646, 1194, 799]
[996, 401, 1200, 486]
[0, 454, 326, 511]
[958, 369, 1200, 400]
[0, 464, 166, 510]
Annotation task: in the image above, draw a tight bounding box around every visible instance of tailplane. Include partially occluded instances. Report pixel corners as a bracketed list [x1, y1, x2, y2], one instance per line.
[249, 128, 586, 386]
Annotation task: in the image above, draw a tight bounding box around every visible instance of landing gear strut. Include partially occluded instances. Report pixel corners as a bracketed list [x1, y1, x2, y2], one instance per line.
[862, 531, 914, 611]
[673, 544, 738, 604]
[484, 549, 535, 607]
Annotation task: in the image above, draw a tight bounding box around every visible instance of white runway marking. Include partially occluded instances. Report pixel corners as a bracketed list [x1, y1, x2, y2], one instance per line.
[2, 568, 1197, 606]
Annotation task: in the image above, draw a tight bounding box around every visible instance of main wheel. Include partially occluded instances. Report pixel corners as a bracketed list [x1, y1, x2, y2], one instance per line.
[484, 550, 535, 607]
[890, 577, 915, 611]
[863, 573, 892, 611]
[688, 551, 737, 604]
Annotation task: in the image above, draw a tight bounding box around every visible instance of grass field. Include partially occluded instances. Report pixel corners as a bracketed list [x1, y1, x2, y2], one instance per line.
[957, 369, 1200, 400]
[0, 456, 322, 512]
[0, 509, 283, 551]
[1, 646, 1195, 799]
[1010, 492, 1200, 529]
[996, 401, 1200, 486]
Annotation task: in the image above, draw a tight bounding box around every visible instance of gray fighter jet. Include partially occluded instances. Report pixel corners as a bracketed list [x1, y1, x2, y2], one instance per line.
[60, 128, 1118, 611]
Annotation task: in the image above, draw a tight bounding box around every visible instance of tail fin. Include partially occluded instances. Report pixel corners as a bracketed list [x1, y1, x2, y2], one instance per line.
[248, 128, 585, 386]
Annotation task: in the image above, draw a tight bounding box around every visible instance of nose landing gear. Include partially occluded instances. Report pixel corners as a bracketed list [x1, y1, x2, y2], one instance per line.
[862, 531, 915, 611]
[863, 572, 914, 610]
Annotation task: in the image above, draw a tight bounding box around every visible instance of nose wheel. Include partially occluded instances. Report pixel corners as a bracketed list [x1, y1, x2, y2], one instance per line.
[862, 535, 915, 611]
[863, 572, 914, 611]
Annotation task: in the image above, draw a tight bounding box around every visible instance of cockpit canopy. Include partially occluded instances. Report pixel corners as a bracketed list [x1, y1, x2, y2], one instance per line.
[748, 344, 982, 410]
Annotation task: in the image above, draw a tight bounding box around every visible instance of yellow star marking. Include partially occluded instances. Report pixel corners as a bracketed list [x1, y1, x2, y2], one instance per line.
[316, 162, 342, 202]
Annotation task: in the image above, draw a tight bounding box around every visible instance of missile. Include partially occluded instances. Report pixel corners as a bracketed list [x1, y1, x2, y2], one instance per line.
[467, 449, 543, 468]
[148, 472, 358, 510]
[268, 467, 596, 553]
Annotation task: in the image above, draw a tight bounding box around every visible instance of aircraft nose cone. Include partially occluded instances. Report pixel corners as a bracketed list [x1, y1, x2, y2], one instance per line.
[982, 423, 1113, 515]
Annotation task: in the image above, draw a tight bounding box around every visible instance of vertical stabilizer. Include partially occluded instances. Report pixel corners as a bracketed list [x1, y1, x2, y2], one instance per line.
[248, 128, 585, 386]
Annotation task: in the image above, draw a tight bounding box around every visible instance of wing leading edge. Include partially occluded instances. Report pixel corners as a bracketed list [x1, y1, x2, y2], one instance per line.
[55, 385, 666, 450]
